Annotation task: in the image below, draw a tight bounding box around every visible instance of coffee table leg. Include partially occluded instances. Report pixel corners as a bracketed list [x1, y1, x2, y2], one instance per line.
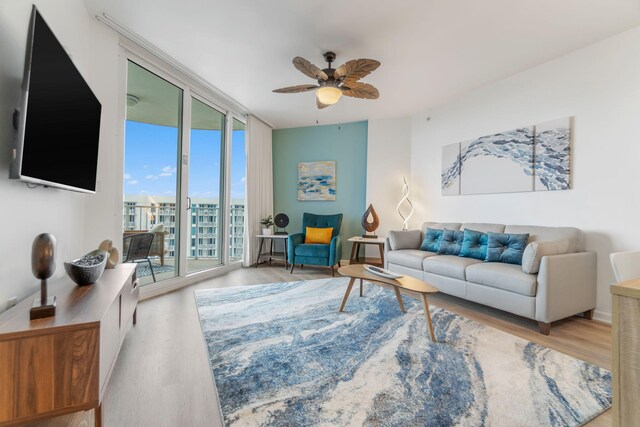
[339, 277, 356, 312]
[421, 293, 437, 342]
[359, 279, 363, 297]
[393, 287, 406, 313]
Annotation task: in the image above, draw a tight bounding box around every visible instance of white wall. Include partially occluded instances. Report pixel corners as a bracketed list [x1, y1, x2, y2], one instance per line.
[366, 117, 412, 257]
[0, 0, 120, 311]
[410, 25, 640, 322]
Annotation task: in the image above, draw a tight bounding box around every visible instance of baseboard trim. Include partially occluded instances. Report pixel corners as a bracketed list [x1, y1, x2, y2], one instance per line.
[140, 262, 242, 300]
[593, 309, 611, 324]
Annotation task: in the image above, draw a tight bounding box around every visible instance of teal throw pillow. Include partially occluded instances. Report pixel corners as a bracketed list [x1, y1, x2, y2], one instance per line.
[437, 229, 465, 256]
[420, 228, 443, 252]
[459, 229, 488, 260]
[485, 232, 530, 265]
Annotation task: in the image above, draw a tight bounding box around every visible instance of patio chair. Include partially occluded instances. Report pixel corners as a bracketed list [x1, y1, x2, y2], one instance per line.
[123, 232, 157, 282]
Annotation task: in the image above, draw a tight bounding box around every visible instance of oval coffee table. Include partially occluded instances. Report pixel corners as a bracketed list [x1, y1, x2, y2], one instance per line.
[337, 264, 439, 342]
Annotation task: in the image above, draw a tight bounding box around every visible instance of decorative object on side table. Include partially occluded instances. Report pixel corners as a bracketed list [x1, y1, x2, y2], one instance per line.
[98, 239, 119, 269]
[396, 176, 414, 230]
[30, 233, 57, 320]
[274, 213, 289, 235]
[64, 249, 108, 286]
[260, 215, 275, 235]
[361, 204, 380, 238]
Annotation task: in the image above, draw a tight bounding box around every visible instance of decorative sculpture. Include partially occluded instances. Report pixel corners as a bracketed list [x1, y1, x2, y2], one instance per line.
[99, 239, 119, 269]
[274, 213, 290, 235]
[396, 176, 414, 230]
[30, 233, 56, 320]
[361, 204, 380, 238]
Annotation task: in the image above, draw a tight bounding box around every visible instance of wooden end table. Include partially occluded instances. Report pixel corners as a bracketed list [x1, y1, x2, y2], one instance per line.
[337, 264, 439, 342]
[348, 236, 386, 267]
[255, 234, 289, 269]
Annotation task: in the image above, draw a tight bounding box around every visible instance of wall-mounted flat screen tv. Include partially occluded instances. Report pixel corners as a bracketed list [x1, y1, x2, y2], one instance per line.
[10, 6, 102, 194]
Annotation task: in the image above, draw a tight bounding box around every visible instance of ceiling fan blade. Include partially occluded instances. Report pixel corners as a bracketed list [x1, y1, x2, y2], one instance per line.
[340, 82, 379, 99]
[293, 57, 328, 81]
[273, 84, 318, 93]
[316, 96, 331, 109]
[334, 59, 381, 83]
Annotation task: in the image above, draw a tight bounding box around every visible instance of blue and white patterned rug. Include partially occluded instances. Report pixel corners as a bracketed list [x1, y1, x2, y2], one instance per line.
[195, 278, 611, 427]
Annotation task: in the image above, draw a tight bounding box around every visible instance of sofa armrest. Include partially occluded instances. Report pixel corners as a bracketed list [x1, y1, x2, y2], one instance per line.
[287, 233, 305, 264]
[535, 251, 597, 323]
[329, 235, 342, 266]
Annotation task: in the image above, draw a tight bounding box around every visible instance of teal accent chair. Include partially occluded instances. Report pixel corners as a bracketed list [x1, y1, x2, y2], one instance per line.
[288, 213, 343, 276]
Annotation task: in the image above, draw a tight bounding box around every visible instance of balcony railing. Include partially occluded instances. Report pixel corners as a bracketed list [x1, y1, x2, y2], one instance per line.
[122, 203, 245, 260]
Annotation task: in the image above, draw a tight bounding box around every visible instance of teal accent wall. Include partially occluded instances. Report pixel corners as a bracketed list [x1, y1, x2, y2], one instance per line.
[273, 121, 367, 259]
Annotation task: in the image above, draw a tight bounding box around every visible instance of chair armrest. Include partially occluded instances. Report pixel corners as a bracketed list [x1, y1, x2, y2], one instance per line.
[535, 251, 597, 323]
[288, 233, 304, 264]
[329, 235, 342, 266]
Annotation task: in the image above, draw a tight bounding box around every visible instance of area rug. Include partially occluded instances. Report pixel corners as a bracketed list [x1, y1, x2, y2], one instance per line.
[195, 278, 611, 427]
[135, 263, 173, 278]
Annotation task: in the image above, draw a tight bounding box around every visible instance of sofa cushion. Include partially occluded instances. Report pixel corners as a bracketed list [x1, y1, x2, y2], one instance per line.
[504, 225, 584, 253]
[423, 255, 482, 280]
[294, 243, 329, 258]
[437, 229, 464, 255]
[521, 240, 570, 274]
[420, 228, 443, 252]
[459, 229, 488, 260]
[461, 223, 505, 234]
[486, 232, 530, 265]
[420, 222, 462, 234]
[466, 263, 538, 296]
[387, 249, 435, 270]
[389, 230, 422, 250]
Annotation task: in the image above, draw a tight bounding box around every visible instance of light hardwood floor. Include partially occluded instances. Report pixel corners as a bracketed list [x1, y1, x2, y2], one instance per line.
[27, 265, 611, 427]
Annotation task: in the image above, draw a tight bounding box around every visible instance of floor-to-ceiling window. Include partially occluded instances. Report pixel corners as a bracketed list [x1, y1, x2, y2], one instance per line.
[187, 98, 225, 273]
[123, 61, 182, 285]
[122, 55, 247, 287]
[229, 119, 246, 261]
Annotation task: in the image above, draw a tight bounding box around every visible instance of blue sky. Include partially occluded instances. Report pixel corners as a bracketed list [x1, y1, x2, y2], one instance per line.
[124, 121, 246, 199]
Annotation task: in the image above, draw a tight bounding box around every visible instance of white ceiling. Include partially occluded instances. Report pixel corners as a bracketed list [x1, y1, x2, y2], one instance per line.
[84, 0, 640, 129]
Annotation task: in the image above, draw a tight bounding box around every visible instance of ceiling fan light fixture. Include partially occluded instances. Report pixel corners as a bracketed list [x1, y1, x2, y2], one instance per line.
[316, 86, 342, 105]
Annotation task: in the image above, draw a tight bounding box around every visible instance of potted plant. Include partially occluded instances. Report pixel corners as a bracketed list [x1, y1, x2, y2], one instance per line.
[260, 215, 274, 235]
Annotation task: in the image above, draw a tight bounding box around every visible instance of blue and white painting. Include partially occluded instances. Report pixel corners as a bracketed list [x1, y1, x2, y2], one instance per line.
[534, 118, 571, 191]
[441, 143, 461, 195]
[298, 161, 336, 201]
[460, 127, 534, 195]
[441, 118, 572, 195]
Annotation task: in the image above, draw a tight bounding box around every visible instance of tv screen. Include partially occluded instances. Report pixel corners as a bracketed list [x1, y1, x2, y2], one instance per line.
[12, 7, 101, 193]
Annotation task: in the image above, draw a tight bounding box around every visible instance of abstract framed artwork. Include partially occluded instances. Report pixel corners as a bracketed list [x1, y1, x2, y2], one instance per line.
[534, 118, 571, 191]
[297, 161, 336, 201]
[441, 118, 572, 195]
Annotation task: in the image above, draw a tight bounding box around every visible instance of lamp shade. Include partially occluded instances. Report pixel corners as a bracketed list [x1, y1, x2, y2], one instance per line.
[316, 87, 342, 105]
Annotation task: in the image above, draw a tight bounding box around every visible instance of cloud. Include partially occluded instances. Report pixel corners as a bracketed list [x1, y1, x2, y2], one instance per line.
[124, 173, 132, 180]
[128, 180, 138, 185]
[240, 176, 246, 183]
[146, 174, 158, 180]
[159, 166, 177, 177]
[164, 191, 173, 194]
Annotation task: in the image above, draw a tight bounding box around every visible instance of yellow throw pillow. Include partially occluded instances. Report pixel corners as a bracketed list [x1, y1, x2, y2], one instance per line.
[305, 227, 333, 244]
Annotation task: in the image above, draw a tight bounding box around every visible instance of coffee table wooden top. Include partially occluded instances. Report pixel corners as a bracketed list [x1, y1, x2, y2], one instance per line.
[338, 264, 438, 295]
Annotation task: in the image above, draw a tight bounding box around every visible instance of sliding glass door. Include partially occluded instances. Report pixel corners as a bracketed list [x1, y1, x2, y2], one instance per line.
[123, 57, 246, 287]
[187, 98, 225, 273]
[123, 61, 182, 285]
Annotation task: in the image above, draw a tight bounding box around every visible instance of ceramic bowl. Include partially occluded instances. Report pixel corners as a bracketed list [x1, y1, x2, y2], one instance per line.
[64, 249, 108, 286]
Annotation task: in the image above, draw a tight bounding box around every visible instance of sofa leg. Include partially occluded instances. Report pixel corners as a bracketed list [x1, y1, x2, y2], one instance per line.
[538, 321, 551, 335]
[290, 264, 295, 274]
[330, 266, 335, 277]
[583, 309, 595, 320]
[338, 261, 341, 268]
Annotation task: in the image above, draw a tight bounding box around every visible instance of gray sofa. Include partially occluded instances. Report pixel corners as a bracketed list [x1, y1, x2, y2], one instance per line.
[384, 222, 597, 334]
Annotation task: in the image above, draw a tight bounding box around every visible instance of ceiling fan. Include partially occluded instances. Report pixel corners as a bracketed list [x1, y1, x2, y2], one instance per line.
[273, 52, 381, 109]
